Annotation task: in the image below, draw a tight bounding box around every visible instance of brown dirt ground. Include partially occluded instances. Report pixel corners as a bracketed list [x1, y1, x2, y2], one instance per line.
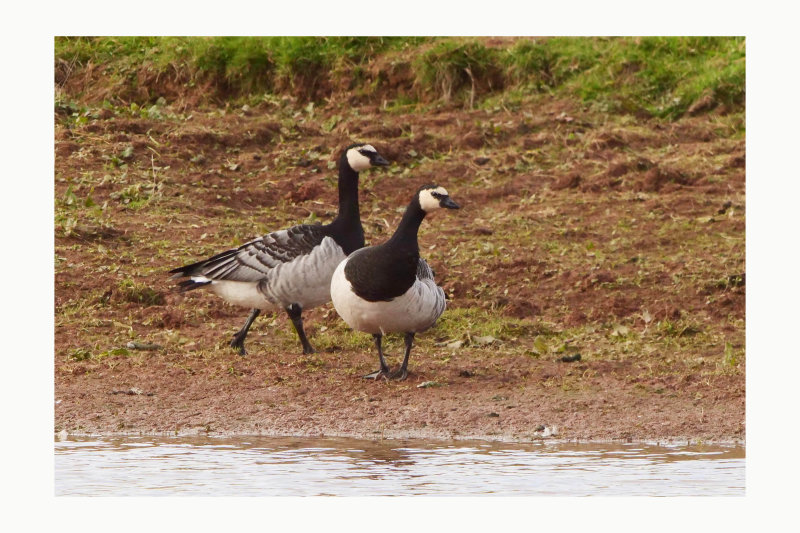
[54, 95, 745, 444]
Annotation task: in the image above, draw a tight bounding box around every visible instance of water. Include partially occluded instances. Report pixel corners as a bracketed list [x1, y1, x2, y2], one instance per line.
[55, 435, 744, 496]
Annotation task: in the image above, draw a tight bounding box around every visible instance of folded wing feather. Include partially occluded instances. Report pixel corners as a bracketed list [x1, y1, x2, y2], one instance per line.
[170, 224, 327, 282]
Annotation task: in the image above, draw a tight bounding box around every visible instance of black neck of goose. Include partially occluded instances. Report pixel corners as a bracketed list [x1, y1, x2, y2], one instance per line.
[385, 198, 426, 256]
[335, 162, 360, 223]
[326, 159, 363, 254]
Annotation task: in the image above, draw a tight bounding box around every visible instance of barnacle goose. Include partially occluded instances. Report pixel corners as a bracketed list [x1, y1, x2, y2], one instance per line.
[169, 143, 389, 355]
[330, 184, 460, 380]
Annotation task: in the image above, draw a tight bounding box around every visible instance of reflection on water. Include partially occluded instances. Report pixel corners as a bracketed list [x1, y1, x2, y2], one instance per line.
[55, 435, 745, 496]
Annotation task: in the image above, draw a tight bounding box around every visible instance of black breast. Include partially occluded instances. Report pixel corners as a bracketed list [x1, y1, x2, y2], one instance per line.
[321, 218, 364, 256]
[344, 246, 418, 302]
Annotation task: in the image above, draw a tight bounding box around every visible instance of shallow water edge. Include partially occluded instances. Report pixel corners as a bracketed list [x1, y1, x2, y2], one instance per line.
[55, 428, 745, 448]
[55, 434, 745, 496]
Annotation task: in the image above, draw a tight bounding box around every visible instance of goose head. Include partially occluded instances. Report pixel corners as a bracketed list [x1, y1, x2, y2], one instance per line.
[344, 143, 389, 172]
[417, 184, 460, 213]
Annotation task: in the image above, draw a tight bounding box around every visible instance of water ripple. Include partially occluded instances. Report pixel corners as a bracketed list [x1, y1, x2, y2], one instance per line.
[55, 436, 745, 496]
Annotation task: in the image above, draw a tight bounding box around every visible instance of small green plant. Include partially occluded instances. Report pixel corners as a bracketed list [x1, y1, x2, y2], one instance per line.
[723, 342, 738, 367]
[658, 318, 702, 338]
[529, 335, 550, 356]
[69, 348, 92, 361]
[297, 354, 326, 372]
[117, 279, 165, 306]
[110, 182, 161, 208]
[60, 185, 79, 208]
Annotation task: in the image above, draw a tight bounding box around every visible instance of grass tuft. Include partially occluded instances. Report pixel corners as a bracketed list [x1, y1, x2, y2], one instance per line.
[117, 279, 165, 306]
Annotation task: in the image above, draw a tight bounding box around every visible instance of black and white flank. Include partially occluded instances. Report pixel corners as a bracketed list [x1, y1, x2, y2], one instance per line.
[169, 143, 389, 355]
[330, 184, 460, 380]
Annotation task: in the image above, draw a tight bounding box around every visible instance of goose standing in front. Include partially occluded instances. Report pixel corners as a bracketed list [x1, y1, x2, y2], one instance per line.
[169, 143, 389, 355]
[330, 184, 460, 380]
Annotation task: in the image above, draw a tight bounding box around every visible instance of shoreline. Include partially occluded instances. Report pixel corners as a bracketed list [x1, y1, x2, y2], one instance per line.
[56, 428, 745, 448]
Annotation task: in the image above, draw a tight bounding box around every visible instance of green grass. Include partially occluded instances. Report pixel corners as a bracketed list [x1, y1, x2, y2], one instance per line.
[56, 36, 425, 102]
[56, 36, 744, 119]
[434, 307, 556, 343]
[559, 36, 746, 118]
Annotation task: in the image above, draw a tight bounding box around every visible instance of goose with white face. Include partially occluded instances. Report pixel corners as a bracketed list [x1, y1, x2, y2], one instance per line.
[329, 183, 460, 381]
[346, 144, 389, 172]
[169, 142, 389, 357]
[418, 186, 460, 212]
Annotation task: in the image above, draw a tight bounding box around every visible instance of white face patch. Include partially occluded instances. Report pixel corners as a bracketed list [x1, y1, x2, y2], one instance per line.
[418, 186, 449, 212]
[346, 145, 376, 171]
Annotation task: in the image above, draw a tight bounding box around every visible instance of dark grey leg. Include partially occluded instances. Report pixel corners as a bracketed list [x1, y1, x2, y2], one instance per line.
[363, 333, 391, 380]
[231, 308, 261, 356]
[286, 303, 315, 354]
[388, 332, 415, 381]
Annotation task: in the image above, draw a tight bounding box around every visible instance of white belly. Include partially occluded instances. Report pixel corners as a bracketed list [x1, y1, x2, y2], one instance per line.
[330, 258, 446, 335]
[209, 280, 275, 310]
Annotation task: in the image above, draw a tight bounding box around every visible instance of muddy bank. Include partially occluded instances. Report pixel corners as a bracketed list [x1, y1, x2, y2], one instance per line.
[55, 338, 744, 444]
